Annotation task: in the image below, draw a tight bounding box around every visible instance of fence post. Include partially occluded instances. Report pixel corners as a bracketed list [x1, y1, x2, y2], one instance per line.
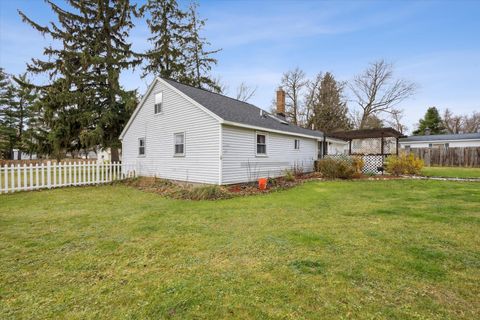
[35, 163, 39, 189]
[29, 164, 33, 190]
[17, 164, 21, 191]
[96, 162, 100, 184]
[47, 161, 52, 189]
[2, 165, 5, 193]
[73, 161, 77, 186]
[53, 162, 57, 188]
[10, 164, 15, 192]
[23, 164, 27, 191]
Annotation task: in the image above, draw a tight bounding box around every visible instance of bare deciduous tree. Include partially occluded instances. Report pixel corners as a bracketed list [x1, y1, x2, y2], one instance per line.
[280, 67, 307, 125]
[211, 76, 228, 94]
[385, 108, 407, 134]
[350, 60, 416, 129]
[235, 82, 257, 102]
[303, 73, 322, 127]
[443, 108, 480, 133]
[443, 108, 463, 133]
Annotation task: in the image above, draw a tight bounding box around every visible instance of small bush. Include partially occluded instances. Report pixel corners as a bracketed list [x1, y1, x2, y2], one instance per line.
[385, 153, 424, 176]
[351, 156, 365, 174]
[292, 163, 304, 176]
[284, 169, 296, 182]
[176, 185, 231, 200]
[316, 158, 356, 179]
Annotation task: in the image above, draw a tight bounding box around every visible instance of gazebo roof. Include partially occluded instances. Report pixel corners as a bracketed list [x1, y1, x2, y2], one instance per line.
[327, 127, 405, 140]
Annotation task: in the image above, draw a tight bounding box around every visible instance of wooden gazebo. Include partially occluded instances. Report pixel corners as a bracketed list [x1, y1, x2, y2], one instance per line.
[326, 128, 405, 173]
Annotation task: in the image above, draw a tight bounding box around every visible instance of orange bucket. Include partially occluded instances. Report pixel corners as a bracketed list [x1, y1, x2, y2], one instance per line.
[258, 178, 268, 190]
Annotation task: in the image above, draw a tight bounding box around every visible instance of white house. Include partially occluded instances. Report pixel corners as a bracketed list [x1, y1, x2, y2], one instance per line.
[120, 77, 341, 185]
[399, 133, 480, 149]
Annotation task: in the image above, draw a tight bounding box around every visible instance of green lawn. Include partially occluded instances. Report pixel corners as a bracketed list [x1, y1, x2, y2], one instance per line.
[421, 166, 480, 179]
[1, 180, 479, 319]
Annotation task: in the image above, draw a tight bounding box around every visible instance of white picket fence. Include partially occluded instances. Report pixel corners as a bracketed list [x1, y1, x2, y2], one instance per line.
[0, 161, 136, 194]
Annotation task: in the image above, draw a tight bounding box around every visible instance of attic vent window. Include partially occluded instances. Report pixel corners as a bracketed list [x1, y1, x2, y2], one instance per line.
[154, 92, 163, 114]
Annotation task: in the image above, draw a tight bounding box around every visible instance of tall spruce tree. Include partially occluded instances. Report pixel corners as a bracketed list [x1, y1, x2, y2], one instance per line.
[19, 0, 139, 161]
[413, 107, 446, 135]
[182, 1, 220, 91]
[308, 72, 350, 133]
[0, 68, 16, 159]
[8, 74, 37, 159]
[141, 0, 188, 79]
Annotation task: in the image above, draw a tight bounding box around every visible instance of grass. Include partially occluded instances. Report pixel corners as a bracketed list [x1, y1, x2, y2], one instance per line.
[1, 180, 479, 319]
[421, 166, 480, 179]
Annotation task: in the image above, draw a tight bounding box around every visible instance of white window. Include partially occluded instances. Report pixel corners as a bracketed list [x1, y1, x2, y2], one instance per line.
[256, 132, 267, 155]
[154, 92, 163, 114]
[174, 132, 185, 156]
[294, 139, 300, 150]
[138, 138, 146, 156]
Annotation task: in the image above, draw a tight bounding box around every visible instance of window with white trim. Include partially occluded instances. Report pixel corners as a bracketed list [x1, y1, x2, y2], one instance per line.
[138, 138, 146, 156]
[256, 132, 267, 155]
[294, 139, 300, 150]
[174, 132, 185, 156]
[154, 92, 163, 114]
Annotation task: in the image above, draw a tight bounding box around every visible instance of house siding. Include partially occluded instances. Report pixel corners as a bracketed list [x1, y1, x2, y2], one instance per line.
[122, 80, 220, 184]
[400, 140, 480, 148]
[221, 125, 317, 184]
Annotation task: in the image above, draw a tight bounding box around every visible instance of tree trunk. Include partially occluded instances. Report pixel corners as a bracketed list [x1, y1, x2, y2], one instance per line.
[110, 147, 120, 162]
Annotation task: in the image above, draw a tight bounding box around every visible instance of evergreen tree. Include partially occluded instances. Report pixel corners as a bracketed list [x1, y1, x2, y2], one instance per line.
[413, 107, 446, 135]
[0, 68, 16, 159]
[182, 1, 220, 91]
[19, 0, 139, 161]
[308, 72, 350, 133]
[8, 74, 37, 159]
[141, 0, 188, 79]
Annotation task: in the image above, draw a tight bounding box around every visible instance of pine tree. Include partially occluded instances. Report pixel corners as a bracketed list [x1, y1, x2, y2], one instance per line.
[141, 0, 189, 79]
[182, 1, 221, 91]
[19, 0, 139, 161]
[413, 107, 446, 135]
[308, 72, 350, 133]
[8, 74, 37, 159]
[0, 68, 16, 159]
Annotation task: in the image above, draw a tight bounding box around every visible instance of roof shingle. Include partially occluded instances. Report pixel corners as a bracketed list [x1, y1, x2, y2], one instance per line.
[163, 78, 323, 138]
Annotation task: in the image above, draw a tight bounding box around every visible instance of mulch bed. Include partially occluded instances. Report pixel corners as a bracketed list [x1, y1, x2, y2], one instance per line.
[121, 172, 413, 200]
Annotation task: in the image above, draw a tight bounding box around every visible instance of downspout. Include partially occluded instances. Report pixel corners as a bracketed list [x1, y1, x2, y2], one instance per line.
[218, 124, 223, 185]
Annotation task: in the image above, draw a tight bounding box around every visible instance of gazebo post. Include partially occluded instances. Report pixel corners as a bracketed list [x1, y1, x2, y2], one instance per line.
[348, 139, 352, 155]
[396, 137, 399, 155]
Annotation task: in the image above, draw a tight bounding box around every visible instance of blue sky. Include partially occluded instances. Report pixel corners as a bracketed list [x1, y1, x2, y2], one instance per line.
[1, 0, 479, 133]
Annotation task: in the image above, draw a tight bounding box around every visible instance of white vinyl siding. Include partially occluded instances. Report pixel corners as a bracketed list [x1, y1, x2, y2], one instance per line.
[221, 125, 317, 184]
[400, 139, 480, 148]
[122, 80, 220, 184]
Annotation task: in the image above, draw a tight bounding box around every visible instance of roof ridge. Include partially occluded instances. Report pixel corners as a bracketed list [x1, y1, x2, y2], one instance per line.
[160, 77, 264, 111]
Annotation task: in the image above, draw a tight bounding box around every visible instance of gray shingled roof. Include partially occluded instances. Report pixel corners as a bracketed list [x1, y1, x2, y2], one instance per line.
[400, 132, 480, 142]
[163, 78, 324, 138]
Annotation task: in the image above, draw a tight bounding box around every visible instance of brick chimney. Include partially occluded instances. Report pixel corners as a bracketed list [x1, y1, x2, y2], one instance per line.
[276, 87, 285, 117]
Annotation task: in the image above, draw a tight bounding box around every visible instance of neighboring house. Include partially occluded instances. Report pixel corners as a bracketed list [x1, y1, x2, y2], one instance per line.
[399, 133, 480, 150]
[120, 77, 338, 185]
[324, 138, 349, 155]
[11, 149, 37, 160]
[77, 148, 122, 161]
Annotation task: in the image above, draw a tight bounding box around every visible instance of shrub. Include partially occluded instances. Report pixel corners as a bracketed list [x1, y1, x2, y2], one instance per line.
[175, 185, 231, 200]
[316, 158, 356, 179]
[351, 156, 365, 174]
[385, 153, 424, 176]
[284, 169, 296, 182]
